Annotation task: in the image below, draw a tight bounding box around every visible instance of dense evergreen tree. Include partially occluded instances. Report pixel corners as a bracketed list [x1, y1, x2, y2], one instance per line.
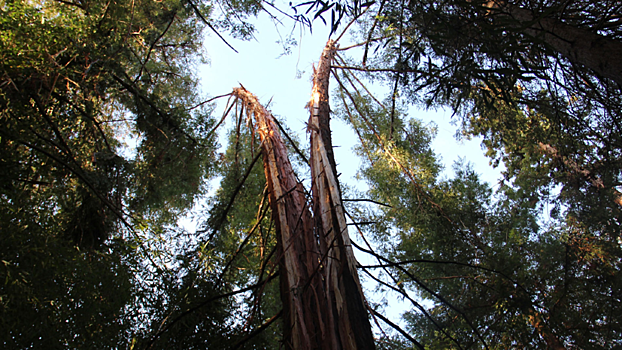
[0, 0, 254, 347]
[322, 0, 622, 348]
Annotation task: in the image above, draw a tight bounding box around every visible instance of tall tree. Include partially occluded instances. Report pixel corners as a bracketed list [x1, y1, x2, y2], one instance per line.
[231, 39, 375, 348]
[0, 0, 258, 347]
[356, 0, 622, 238]
[331, 80, 622, 348]
[312, 0, 622, 347]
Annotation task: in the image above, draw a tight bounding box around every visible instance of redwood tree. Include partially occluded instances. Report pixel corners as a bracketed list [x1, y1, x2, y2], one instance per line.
[229, 38, 375, 350]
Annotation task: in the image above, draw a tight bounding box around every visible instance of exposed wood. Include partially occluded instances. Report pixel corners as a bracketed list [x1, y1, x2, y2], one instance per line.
[233, 86, 325, 350]
[230, 39, 376, 349]
[308, 40, 376, 350]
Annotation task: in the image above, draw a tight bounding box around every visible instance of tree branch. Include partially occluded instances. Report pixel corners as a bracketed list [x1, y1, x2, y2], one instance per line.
[231, 309, 283, 350]
[144, 272, 279, 350]
[370, 309, 425, 350]
[352, 241, 490, 350]
[187, 0, 238, 53]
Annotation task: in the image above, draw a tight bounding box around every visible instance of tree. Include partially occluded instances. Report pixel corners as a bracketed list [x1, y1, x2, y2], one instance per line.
[0, 0, 253, 347]
[230, 41, 376, 347]
[314, 0, 622, 347]
[329, 74, 622, 348]
[353, 0, 622, 237]
[4, 0, 621, 348]
[2, 1, 382, 346]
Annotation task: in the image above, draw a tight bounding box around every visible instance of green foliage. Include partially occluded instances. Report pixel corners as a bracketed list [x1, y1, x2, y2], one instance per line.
[359, 0, 622, 238]
[0, 0, 266, 348]
[0, 0, 218, 245]
[334, 64, 622, 347]
[148, 107, 284, 349]
[462, 87, 622, 239]
[0, 207, 133, 348]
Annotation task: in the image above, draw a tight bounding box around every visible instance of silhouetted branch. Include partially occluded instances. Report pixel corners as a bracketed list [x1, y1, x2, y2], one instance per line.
[352, 241, 490, 350]
[371, 309, 425, 350]
[207, 144, 264, 244]
[144, 272, 279, 350]
[187, 0, 238, 53]
[231, 309, 283, 350]
[343, 198, 392, 207]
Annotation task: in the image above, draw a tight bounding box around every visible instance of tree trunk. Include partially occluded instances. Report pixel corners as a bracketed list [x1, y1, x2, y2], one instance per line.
[233, 87, 327, 349]
[308, 40, 376, 350]
[232, 39, 375, 349]
[487, 0, 622, 85]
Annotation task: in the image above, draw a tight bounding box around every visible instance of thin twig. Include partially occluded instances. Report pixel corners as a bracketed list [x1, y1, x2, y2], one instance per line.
[361, 259, 532, 297]
[361, 268, 464, 350]
[332, 58, 387, 110]
[272, 116, 309, 165]
[134, 12, 177, 83]
[371, 309, 425, 350]
[342, 198, 392, 207]
[333, 5, 370, 44]
[231, 309, 283, 350]
[335, 35, 392, 51]
[112, 73, 201, 145]
[187, 0, 238, 53]
[218, 188, 270, 282]
[362, 0, 387, 66]
[184, 92, 232, 111]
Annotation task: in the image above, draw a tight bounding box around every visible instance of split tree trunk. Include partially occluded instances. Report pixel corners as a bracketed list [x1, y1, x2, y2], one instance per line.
[232, 40, 375, 349]
[233, 86, 326, 349]
[308, 40, 376, 350]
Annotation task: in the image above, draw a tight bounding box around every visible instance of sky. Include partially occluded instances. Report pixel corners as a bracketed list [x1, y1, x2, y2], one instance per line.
[192, 7, 503, 332]
[198, 10, 501, 186]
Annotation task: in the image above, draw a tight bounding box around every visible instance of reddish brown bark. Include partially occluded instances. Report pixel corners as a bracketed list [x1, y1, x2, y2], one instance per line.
[233, 61, 375, 348]
[308, 40, 376, 350]
[233, 87, 325, 349]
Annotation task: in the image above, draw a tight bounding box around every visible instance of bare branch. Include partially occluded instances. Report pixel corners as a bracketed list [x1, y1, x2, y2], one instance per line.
[342, 198, 392, 207]
[187, 0, 239, 53]
[370, 309, 425, 350]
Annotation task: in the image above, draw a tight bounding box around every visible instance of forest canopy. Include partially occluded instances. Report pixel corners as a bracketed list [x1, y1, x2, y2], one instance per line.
[1, 0, 621, 349]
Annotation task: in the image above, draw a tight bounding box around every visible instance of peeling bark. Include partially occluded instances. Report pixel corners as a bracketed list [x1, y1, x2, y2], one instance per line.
[308, 40, 376, 350]
[233, 63, 375, 348]
[233, 87, 325, 349]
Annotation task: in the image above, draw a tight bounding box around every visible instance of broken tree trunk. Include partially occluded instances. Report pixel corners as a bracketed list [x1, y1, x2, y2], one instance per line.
[232, 86, 326, 349]
[308, 40, 376, 350]
[231, 39, 375, 350]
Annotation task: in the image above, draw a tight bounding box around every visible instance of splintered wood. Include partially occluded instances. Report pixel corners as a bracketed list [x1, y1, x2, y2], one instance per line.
[231, 39, 375, 350]
[232, 86, 323, 350]
[308, 40, 375, 350]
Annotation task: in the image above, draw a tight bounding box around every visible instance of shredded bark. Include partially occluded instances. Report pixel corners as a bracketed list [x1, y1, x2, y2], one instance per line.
[230, 39, 376, 350]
